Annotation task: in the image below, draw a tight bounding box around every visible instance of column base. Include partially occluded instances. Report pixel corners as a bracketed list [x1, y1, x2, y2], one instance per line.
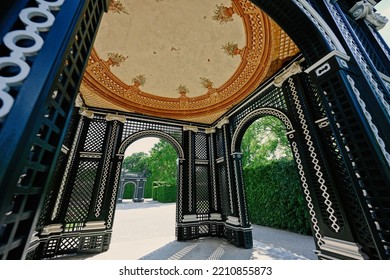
[225, 224, 253, 249]
[176, 221, 253, 249]
[316, 236, 368, 260]
[33, 229, 112, 259]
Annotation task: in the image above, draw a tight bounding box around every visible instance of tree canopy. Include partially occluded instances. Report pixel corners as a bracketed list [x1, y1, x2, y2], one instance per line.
[241, 116, 292, 167]
[146, 140, 177, 185]
[123, 139, 177, 184]
[122, 151, 149, 174]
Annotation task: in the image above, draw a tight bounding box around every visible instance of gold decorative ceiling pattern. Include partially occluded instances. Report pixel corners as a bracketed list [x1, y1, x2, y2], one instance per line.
[80, 0, 300, 124]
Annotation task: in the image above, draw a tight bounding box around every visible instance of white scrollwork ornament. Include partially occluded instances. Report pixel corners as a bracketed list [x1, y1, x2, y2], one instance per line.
[349, 1, 388, 31]
[274, 61, 302, 87]
[315, 62, 331, 77]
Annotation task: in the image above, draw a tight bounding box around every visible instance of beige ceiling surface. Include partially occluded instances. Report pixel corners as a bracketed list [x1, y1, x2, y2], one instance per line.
[80, 0, 300, 124]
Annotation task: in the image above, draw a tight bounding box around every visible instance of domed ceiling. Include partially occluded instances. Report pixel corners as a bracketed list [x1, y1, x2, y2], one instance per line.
[80, 0, 300, 124]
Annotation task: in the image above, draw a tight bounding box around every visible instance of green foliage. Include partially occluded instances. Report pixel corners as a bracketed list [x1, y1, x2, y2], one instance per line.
[144, 180, 153, 198]
[146, 140, 177, 186]
[158, 184, 177, 203]
[241, 116, 293, 167]
[122, 139, 178, 198]
[152, 181, 176, 203]
[152, 181, 163, 200]
[122, 152, 149, 173]
[152, 185, 159, 200]
[122, 182, 135, 199]
[244, 159, 312, 235]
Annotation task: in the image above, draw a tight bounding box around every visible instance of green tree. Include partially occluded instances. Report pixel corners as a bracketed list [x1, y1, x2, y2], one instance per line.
[241, 116, 292, 167]
[122, 152, 149, 173]
[147, 139, 177, 185]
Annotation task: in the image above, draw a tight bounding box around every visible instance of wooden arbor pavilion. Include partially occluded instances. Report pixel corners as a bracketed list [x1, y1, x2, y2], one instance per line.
[0, 0, 389, 259]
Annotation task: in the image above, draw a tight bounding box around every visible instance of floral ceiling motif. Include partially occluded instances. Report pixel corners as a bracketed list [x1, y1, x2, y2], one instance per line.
[81, 0, 300, 124]
[212, 4, 236, 24]
[109, 0, 129, 15]
[222, 41, 242, 57]
[106, 52, 128, 67]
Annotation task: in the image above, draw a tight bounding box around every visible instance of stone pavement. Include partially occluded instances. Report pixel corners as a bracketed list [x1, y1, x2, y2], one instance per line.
[60, 199, 317, 260]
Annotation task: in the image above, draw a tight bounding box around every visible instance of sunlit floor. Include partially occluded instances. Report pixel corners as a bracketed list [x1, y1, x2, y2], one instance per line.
[60, 199, 317, 260]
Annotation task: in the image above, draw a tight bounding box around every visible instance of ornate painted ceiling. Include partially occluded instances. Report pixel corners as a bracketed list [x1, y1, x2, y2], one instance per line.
[80, 0, 300, 124]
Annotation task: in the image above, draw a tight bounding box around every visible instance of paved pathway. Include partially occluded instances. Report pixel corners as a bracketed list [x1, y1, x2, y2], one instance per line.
[61, 199, 317, 260]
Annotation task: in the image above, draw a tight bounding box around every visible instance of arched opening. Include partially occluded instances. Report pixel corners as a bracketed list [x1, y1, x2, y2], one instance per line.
[240, 115, 311, 235]
[236, 114, 316, 258]
[107, 136, 181, 259]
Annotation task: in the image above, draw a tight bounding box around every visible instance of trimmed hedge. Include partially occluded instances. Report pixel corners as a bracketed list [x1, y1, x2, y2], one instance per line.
[152, 181, 176, 203]
[152, 181, 163, 200]
[244, 159, 312, 235]
[152, 186, 159, 200]
[122, 183, 135, 199]
[159, 184, 176, 203]
[144, 180, 153, 198]
[142, 160, 311, 235]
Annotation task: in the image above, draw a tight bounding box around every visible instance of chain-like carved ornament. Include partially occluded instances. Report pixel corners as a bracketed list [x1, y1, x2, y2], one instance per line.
[0, 0, 65, 119]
